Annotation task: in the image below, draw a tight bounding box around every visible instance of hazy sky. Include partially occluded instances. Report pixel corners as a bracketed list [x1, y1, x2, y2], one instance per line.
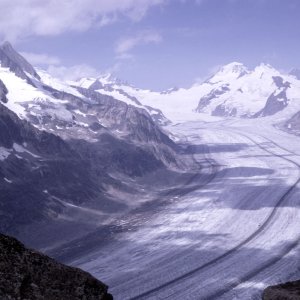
[1, 0, 300, 90]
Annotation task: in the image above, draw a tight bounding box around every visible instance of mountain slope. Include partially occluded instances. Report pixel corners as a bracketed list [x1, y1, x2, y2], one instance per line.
[0, 42, 189, 251]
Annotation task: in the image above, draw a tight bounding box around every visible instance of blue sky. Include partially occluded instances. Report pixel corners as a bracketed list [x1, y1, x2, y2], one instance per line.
[1, 0, 300, 90]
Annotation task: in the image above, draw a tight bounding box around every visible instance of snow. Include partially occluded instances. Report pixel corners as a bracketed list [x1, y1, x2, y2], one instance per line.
[0, 67, 61, 119]
[0, 147, 10, 160]
[73, 109, 87, 117]
[4, 178, 12, 183]
[37, 69, 83, 98]
[0, 67, 81, 126]
[13, 143, 40, 158]
[115, 83, 212, 122]
[75, 121, 89, 128]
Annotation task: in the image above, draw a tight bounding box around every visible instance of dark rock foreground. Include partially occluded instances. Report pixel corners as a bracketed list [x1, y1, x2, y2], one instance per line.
[263, 280, 300, 300]
[0, 233, 113, 300]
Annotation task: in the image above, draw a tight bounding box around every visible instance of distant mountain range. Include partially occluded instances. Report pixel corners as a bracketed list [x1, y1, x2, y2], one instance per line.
[89, 62, 300, 120]
[70, 61, 300, 133]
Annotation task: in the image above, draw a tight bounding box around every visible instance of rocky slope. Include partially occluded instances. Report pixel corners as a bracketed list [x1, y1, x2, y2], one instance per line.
[263, 280, 300, 300]
[69, 74, 170, 126]
[0, 233, 113, 300]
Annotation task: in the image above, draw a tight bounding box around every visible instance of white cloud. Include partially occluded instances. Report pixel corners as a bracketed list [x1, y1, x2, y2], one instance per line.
[47, 64, 100, 81]
[0, 0, 166, 42]
[115, 31, 163, 57]
[20, 52, 61, 66]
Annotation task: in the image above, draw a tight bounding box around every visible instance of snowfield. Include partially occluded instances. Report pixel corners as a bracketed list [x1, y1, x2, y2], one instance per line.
[70, 117, 300, 300]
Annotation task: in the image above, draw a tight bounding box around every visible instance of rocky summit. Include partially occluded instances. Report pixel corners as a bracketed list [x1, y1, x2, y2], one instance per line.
[0, 233, 113, 300]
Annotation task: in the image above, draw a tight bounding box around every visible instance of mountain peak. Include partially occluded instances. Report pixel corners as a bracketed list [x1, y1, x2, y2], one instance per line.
[97, 73, 130, 87]
[207, 62, 249, 83]
[0, 41, 20, 57]
[219, 62, 248, 74]
[0, 41, 40, 81]
[1, 41, 14, 50]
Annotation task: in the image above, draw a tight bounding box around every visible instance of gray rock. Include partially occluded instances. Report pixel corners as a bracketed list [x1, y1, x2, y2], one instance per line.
[255, 76, 291, 117]
[196, 85, 230, 112]
[262, 280, 300, 300]
[212, 104, 237, 117]
[0, 233, 113, 300]
[0, 79, 8, 103]
[88, 79, 170, 126]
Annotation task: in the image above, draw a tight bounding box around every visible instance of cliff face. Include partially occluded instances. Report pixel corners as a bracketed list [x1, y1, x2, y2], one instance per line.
[263, 280, 300, 300]
[0, 233, 113, 300]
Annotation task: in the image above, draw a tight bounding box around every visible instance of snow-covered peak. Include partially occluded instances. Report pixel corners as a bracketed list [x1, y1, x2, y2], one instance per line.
[97, 73, 131, 87]
[208, 62, 249, 83]
[70, 73, 131, 90]
[220, 62, 248, 74]
[98, 73, 115, 85]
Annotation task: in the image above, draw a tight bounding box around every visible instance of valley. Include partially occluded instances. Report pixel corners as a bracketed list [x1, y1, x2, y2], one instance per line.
[69, 118, 300, 299]
[1, 41, 300, 299]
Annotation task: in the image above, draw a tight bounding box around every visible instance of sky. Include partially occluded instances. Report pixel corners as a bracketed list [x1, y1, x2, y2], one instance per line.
[0, 0, 300, 90]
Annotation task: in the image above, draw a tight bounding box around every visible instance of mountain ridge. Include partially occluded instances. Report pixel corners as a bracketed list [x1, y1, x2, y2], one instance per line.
[0, 42, 193, 252]
[68, 61, 300, 122]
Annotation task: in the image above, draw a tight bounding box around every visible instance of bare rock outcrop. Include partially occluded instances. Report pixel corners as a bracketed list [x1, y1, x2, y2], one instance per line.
[262, 280, 300, 300]
[0, 233, 113, 300]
